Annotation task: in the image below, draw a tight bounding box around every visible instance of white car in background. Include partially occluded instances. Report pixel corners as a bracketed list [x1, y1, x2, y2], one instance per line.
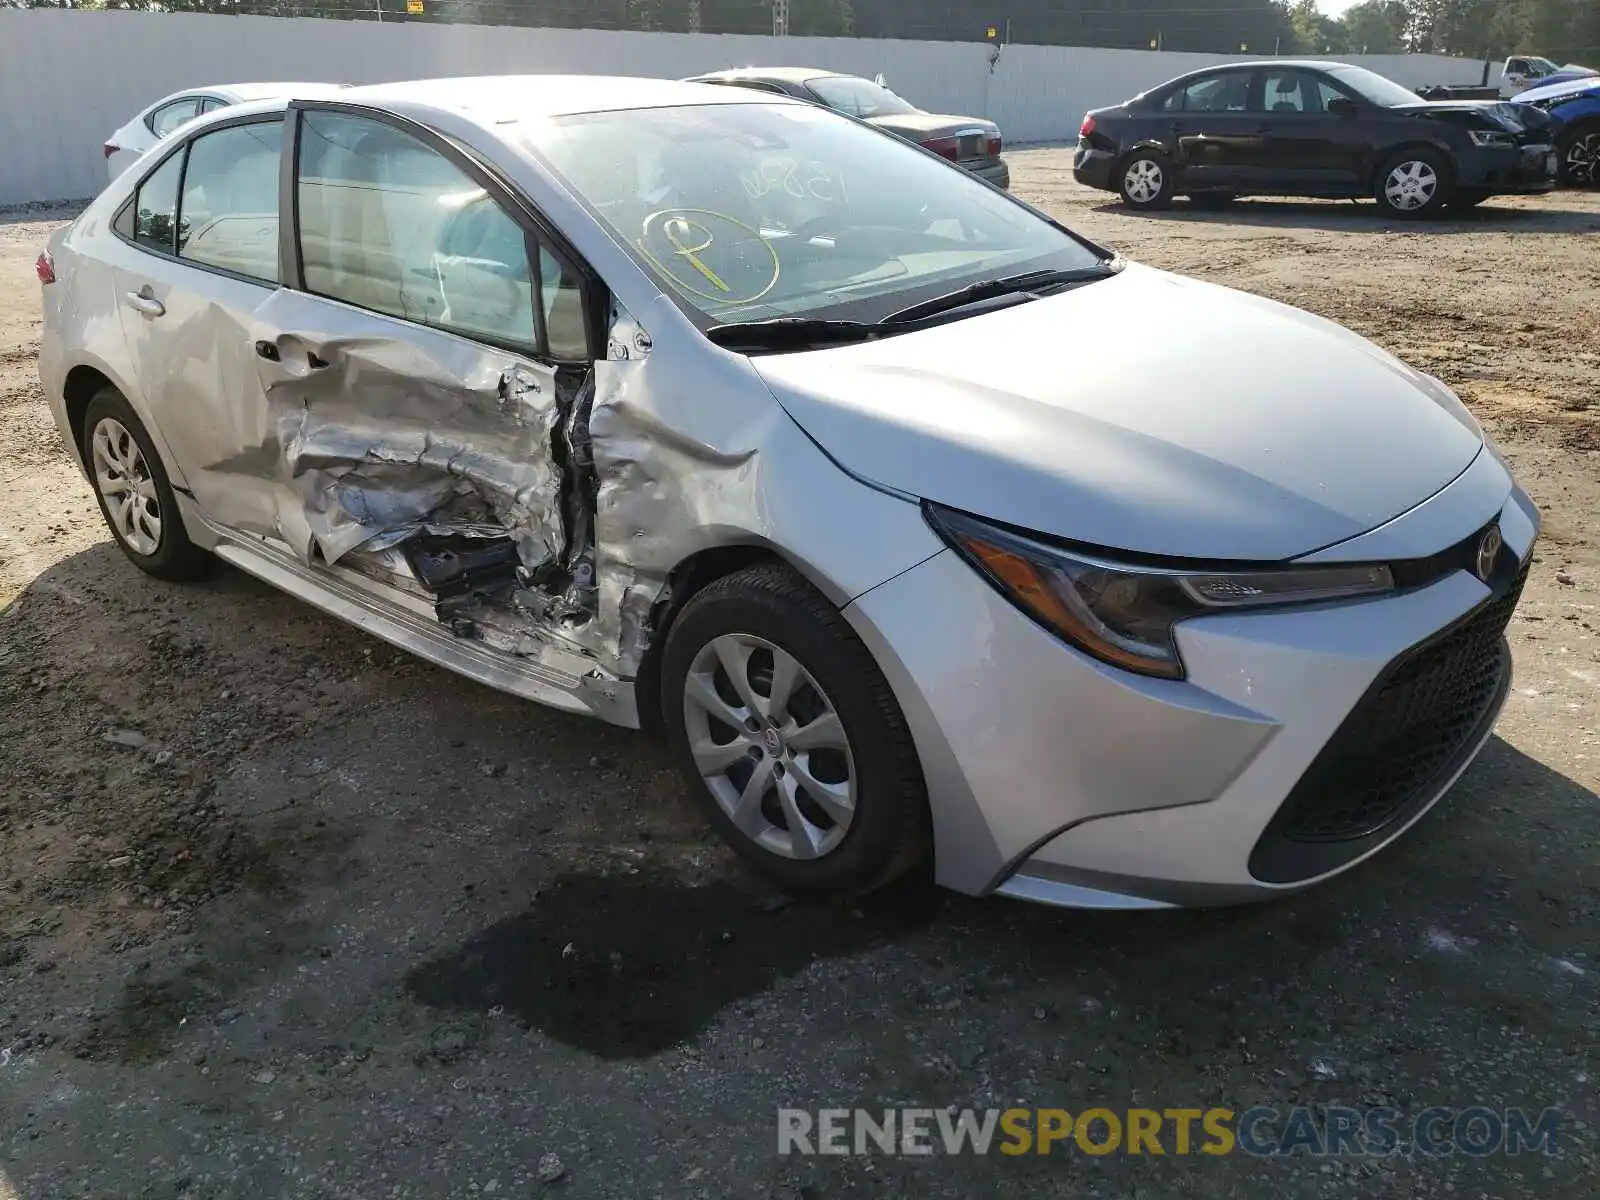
[103, 82, 346, 182]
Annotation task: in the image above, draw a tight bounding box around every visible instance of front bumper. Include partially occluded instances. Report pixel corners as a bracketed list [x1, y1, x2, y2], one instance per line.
[1458, 141, 1560, 192]
[843, 462, 1538, 909]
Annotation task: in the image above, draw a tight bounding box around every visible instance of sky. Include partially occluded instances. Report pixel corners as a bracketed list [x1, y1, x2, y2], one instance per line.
[1317, 0, 1365, 13]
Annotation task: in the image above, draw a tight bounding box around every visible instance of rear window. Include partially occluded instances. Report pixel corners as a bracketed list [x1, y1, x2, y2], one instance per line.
[806, 76, 919, 119]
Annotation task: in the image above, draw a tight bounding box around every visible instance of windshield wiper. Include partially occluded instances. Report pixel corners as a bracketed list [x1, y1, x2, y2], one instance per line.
[882, 263, 1119, 325]
[705, 317, 892, 351]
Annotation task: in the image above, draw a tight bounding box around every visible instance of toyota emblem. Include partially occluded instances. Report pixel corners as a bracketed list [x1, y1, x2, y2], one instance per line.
[1476, 524, 1503, 582]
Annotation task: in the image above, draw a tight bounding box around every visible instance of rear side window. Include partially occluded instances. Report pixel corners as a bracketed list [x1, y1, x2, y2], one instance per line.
[178, 121, 284, 283]
[295, 109, 586, 358]
[131, 152, 183, 253]
[149, 98, 201, 138]
[1169, 73, 1251, 114]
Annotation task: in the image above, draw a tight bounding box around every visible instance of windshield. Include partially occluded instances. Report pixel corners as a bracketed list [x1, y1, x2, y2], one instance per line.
[805, 75, 918, 118]
[1327, 66, 1426, 108]
[526, 102, 1105, 329]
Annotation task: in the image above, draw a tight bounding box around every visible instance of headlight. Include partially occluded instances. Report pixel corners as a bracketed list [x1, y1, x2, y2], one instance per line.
[925, 504, 1394, 680]
[1467, 128, 1518, 148]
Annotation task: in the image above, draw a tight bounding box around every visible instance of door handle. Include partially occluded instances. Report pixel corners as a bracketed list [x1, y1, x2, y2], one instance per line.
[124, 288, 164, 318]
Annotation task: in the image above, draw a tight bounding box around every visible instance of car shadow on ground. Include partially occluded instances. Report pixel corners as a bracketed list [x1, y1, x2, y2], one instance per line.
[7, 545, 1596, 1083]
[403, 730, 1597, 1062]
[1095, 196, 1600, 234]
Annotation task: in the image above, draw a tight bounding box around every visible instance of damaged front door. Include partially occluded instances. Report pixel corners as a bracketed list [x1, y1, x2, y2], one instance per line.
[252, 104, 601, 664]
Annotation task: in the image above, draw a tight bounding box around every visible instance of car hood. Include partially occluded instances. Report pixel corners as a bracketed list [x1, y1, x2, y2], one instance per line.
[751, 265, 1484, 562]
[1515, 75, 1600, 104]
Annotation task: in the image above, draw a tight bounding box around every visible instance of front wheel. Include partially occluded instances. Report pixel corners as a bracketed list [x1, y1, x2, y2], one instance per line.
[1118, 151, 1175, 210]
[1556, 126, 1600, 187]
[1374, 149, 1449, 217]
[661, 563, 930, 896]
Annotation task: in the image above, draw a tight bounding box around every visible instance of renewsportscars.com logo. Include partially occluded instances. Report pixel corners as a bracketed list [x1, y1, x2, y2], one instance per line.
[777, 1106, 1563, 1158]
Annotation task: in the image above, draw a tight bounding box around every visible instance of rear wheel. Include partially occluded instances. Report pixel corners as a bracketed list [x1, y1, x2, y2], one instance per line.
[82, 388, 210, 580]
[1118, 151, 1175, 210]
[1556, 126, 1600, 187]
[661, 563, 930, 896]
[1374, 149, 1449, 217]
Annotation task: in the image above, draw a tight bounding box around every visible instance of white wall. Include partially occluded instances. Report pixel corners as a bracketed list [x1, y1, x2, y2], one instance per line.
[0, 9, 1501, 206]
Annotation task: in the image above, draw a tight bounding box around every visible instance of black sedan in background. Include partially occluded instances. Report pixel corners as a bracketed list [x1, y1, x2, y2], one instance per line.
[687, 67, 1010, 189]
[1075, 60, 1558, 216]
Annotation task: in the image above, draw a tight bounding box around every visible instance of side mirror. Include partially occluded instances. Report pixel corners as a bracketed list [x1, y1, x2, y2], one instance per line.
[1328, 97, 1359, 117]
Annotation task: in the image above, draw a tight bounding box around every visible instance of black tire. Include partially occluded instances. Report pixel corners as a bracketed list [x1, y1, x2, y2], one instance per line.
[1556, 125, 1600, 187]
[1117, 150, 1175, 210]
[660, 562, 930, 896]
[1373, 147, 1450, 218]
[1187, 192, 1237, 210]
[1449, 188, 1492, 210]
[81, 387, 210, 581]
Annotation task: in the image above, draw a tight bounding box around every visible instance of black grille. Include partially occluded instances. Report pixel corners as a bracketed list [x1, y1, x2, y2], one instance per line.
[1251, 564, 1525, 881]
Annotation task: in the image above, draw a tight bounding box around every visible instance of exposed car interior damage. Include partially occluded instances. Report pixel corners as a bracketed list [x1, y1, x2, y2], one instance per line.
[253, 294, 676, 688]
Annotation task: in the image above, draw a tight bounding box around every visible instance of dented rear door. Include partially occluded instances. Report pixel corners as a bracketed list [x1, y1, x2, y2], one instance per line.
[110, 115, 290, 534]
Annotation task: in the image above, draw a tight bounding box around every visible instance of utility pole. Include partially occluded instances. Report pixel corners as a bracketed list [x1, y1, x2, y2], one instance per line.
[773, 0, 790, 36]
[688, 0, 701, 33]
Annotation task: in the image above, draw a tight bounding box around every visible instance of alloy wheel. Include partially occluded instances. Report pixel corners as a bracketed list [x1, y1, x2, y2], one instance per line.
[1566, 133, 1599, 186]
[91, 417, 162, 556]
[1383, 160, 1438, 211]
[681, 633, 857, 861]
[1124, 158, 1164, 203]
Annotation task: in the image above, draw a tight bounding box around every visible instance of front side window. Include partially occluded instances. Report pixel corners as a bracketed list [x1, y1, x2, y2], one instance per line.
[296, 110, 582, 356]
[527, 101, 1105, 330]
[177, 120, 283, 283]
[805, 76, 918, 119]
[150, 98, 201, 138]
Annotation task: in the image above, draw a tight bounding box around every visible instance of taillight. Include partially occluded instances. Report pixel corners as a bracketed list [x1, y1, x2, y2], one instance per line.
[1079, 113, 1096, 138]
[103, 142, 118, 159]
[36, 252, 55, 285]
[987, 135, 1003, 158]
[920, 136, 960, 161]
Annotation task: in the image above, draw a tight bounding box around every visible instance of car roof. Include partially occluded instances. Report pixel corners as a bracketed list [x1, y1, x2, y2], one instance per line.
[691, 67, 844, 84]
[217, 81, 352, 100]
[335, 74, 790, 121]
[150, 81, 343, 104]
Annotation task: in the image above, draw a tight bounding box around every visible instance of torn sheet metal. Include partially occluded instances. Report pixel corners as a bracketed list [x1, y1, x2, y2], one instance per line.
[574, 297, 769, 677]
[236, 287, 780, 687]
[267, 342, 568, 571]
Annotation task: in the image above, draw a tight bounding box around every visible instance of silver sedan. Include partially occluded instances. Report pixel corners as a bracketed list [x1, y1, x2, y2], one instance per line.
[37, 76, 1537, 908]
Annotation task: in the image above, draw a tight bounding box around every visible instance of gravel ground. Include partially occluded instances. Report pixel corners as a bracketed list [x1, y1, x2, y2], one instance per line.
[1, 153, 1597, 1200]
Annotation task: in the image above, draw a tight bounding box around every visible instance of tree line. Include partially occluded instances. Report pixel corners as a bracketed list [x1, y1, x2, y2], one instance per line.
[10, 0, 1599, 65]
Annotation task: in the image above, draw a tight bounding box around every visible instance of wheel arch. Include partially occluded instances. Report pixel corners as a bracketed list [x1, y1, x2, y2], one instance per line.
[59, 354, 190, 490]
[631, 539, 855, 740]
